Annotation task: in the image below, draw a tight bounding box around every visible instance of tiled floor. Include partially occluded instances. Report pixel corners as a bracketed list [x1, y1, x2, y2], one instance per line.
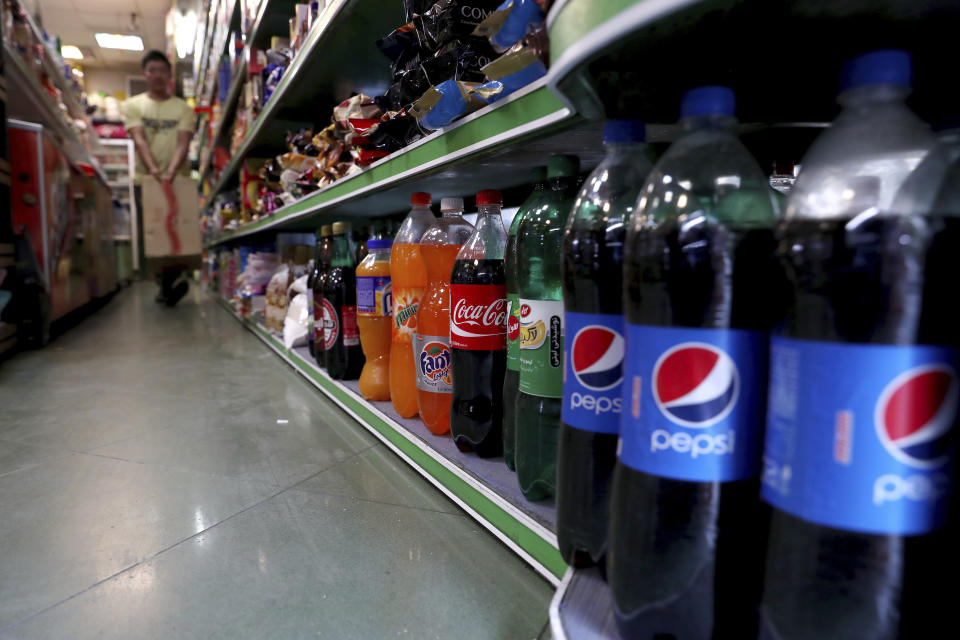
[0, 283, 552, 639]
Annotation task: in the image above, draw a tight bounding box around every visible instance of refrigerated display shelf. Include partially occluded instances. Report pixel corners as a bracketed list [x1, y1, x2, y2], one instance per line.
[211, 294, 567, 585]
[2, 44, 108, 186]
[203, 83, 597, 248]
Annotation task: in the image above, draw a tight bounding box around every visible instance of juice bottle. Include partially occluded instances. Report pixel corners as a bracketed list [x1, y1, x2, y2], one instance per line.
[357, 238, 393, 400]
[389, 193, 435, 416]
[416, 198, 474, 435]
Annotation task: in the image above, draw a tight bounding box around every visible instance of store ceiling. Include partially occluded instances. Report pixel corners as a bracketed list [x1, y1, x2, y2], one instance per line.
[34, 0, 170, 72]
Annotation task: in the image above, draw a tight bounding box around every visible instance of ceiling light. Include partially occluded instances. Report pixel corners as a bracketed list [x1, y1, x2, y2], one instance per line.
[61, 45, 84, 59]
[95, 33, 144, 51]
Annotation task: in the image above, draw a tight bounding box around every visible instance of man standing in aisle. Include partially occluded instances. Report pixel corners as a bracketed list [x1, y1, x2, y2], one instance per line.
[125, 50, 195, 306]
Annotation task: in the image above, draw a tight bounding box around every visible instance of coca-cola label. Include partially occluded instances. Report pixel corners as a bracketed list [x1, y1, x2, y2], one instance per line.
[450, 284, 507, 350]
[342, 305, 360, 346]
[322, 298, 338, 351]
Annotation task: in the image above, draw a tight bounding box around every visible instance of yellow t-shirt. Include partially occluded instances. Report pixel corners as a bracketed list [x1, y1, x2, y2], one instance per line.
[124, 93, 195, 183]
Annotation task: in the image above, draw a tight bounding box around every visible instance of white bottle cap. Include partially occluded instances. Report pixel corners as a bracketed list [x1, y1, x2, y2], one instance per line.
[440, 197, 464, 212]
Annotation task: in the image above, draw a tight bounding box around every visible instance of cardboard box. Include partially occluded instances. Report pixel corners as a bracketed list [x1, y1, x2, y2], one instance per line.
[142, 177, 202, 258]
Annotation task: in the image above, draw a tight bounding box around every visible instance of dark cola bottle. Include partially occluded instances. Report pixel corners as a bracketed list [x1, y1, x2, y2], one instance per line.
[609, 86, 783, 639]
[324, 221, 364, 380]
[449, 190, 508, 457]
[760, 50, 958, 640]
[557, 121, 651, 567]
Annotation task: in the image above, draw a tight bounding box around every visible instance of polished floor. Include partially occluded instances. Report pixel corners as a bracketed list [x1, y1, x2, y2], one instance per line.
[0, 283, 552, 639]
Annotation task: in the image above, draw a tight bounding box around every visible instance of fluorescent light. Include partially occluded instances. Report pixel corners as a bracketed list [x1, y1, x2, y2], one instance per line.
[61, 45, 84, 59]
[95, 33, 144, 51]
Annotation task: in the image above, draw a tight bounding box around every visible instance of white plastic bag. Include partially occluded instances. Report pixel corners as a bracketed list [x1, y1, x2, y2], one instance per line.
[283, 292, 310, 349]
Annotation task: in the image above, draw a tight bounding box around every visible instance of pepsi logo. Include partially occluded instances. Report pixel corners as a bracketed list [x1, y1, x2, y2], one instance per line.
[875, 364, 958, 470]
[652, 343, 739, 428]
[520, 304, 531, 318]
[571, 326, 624, 391]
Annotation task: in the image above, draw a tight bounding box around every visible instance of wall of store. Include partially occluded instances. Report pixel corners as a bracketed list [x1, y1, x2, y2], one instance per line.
[84, 68, 134, 100]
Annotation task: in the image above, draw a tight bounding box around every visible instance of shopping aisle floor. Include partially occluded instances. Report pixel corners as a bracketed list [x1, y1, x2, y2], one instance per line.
[0, 284, 552, 639]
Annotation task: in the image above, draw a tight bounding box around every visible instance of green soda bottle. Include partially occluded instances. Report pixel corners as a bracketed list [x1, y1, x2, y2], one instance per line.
[503, 167, 547, 472]
[515, 154, 580, 501]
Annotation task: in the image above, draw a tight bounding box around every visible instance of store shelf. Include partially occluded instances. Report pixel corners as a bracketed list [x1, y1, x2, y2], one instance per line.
[212, 294, 566, 585]
[549, 567, 618, 640]
[248, 0, 300, 49]
[200, 67, 246, 181]
[204, 82, 594, 247]
[204, 0, 402, 199]
[546, 0, 960, 123]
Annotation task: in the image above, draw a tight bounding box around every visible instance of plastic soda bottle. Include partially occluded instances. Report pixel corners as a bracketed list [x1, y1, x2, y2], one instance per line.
[357, 238, 394, 401]
[609, 86, 782, 639]
[324, 221, 364, 380]
[416, 198, 474, 434]
[450, 190, 508, 457]
[557, 120, 651, 567]
[503, 167, 547, 470]
[390, 193, 435, 416]
[515, 154, 580, 500]
[313, 225, 333, 369]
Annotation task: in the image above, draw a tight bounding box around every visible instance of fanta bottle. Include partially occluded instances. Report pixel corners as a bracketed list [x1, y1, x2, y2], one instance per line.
[416, 198, 474, 435]
[390, 193, 436, 417]
[357, 238, 393, 401]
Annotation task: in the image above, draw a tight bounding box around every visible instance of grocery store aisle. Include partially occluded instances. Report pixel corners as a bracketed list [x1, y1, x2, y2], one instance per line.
[0, 284, 552, 639]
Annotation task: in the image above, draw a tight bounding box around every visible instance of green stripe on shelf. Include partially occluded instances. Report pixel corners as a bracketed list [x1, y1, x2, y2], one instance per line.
[206, 85, 570, 246]
[549, 0, 643, 65]
[228, 307, 566, 579]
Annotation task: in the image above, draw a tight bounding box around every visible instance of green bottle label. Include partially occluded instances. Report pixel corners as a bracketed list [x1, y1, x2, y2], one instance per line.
[506, 292, 520, 371]
[518, 298, 564, 398]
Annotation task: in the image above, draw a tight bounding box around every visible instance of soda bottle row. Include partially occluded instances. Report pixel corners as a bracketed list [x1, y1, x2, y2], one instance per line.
[551, 49, 958, 640]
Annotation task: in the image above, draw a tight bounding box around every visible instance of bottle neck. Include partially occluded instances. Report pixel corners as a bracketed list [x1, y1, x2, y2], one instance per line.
[330, 234, 353, 266]
[533, 181, 546, 192]
[838, 83, 910, 109]
[678, 113, 738, 133]
[313, 239, 323, 263]
[441, 210, 464, 218]
[476, 204, 502, 221]
[604, 142, 646, 159]
[549, 175, 577, 193]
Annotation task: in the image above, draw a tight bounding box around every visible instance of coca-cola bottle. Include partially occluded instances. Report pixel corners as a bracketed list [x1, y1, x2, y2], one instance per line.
[450, 190, 508, 457]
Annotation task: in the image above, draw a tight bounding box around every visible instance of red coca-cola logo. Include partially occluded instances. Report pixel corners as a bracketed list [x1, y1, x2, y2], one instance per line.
[507, 314, 520, 341]
[450, 284, 507, 351]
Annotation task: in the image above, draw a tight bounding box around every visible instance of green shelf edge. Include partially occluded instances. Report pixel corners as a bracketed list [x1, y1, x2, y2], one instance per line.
[212, 296, 568, 582]
[549, 0, 643, 65]
[204, 84, 571, 248]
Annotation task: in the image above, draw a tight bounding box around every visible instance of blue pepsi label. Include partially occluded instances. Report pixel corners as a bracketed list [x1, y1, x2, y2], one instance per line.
[619, 325, 768, 482]
[763, 337, 957, 535]
[562, 311, 624, 434]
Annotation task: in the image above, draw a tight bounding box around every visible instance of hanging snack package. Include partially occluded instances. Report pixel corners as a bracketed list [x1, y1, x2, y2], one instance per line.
[414, 0, 503, 51]
[403, 0, 436, 21]
[472, 38, 546, 103]
[472, 0, 545, 53]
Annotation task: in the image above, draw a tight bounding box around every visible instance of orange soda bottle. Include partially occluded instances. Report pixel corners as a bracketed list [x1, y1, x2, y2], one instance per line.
[416, 198, 474, 435]
[389, 193, 435, 416]
[357, 238, 393, 401]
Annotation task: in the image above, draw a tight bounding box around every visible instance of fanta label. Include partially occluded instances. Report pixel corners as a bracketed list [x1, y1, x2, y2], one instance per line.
[413, 334, 452, 393]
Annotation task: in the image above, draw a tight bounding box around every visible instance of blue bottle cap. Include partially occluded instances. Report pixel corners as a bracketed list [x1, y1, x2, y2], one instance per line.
[680, 86, 735, 118]
[603, 120, 646, 144]
[840, 49, 911, 91]
[367, 238, 393, 250]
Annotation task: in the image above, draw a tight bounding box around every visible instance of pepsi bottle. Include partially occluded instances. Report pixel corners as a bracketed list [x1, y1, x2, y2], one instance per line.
[608, 87, 783, 639]
[557, 121, 652, 567]
[760, 50, 957, 640]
